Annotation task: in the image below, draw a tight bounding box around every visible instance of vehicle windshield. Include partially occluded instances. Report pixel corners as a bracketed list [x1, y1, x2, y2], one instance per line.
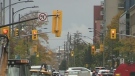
[8, 65, 30, 76]
[68, 71, 79, 75]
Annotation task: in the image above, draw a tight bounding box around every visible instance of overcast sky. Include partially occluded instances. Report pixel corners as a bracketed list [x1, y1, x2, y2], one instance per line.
[3, 0, 102, 50]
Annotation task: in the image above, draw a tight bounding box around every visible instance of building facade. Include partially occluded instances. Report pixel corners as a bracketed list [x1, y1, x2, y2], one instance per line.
[119, 0, 135, 39]
[93, 3, 103, 44]
[129, 0, 135, 35]
[103, 0, 124, 35]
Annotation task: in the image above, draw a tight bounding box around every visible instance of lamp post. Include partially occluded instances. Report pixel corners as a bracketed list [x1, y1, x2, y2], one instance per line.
[0, 0, 33, 25]
[80, 35, 93, 68]
[20, 11, 39, 20]
[11, 6, 38, 36]
[88, 28, 105, 67]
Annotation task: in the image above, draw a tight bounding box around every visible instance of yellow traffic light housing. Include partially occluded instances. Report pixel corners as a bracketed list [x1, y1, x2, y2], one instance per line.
[110, 29, 116, 39]
[52, 10, 62, 37]
[1, 26, 10, 38]
[52, 10, 57, 34]
[36, 52, 39, 57]
[91, 45, 95, 55]
[15, 28, 19, 36]
[32, 30, 38, 40]
[71, 51, 74, 56]
[100, 44, 104, 52]
[33, 45, 37, 52]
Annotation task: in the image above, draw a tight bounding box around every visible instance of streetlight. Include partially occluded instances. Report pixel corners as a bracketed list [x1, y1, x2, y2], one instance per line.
[19, 11, 39, 20]
[89, 28, 105, 67]
[82, 36, 93, 41]
[11, 6, 39, 36]
[0, 0, 33, 25]
[12, 6, 39, 22]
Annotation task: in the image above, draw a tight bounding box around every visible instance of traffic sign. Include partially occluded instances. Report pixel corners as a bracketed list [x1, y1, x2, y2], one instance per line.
[38, 13, 48, 21]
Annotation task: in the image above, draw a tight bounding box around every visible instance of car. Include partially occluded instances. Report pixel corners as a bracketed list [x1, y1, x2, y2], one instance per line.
[59, 70, 65, 76]
[52, 71, 60, 76]
[47, 65, 53, 74]
[95, 67, 106, 73]
[65, 67, 92, 76]
[66, 70, 80, 76]
[97, 70, 113, 76]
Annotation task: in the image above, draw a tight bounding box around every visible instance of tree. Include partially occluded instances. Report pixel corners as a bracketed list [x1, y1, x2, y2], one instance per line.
[104, 11, 123, 68]
[116, 37, 135, 63]
[59, 59, 67, 70]
[9, 11, 51, 64]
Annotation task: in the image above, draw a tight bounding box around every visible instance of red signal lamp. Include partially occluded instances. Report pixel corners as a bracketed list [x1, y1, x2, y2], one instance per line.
[33, 31, 37, 35]
[3, 29, 8, 34]
[112, 30, 115, 34]
[92, 46, 95, 49]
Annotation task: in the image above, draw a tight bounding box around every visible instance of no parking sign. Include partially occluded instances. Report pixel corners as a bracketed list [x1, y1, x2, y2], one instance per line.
[38, 12, 48, 21]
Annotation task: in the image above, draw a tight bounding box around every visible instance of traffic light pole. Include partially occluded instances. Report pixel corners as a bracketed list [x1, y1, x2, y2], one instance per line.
[101, 33, 105, 67]
[0, 14, 56, 28]
[0, 17, 38, 28]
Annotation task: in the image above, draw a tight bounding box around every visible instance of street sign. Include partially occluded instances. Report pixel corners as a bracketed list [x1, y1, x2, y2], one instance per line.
[38, 13, 48, 21]
[120, 58, 124, 64]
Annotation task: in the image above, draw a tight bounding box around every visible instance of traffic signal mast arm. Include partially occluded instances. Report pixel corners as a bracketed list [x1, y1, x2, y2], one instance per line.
[0, 15, 55, 28]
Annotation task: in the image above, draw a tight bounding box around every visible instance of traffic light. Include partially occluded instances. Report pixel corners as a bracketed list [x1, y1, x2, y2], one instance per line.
[91, 45, 95, 55]
[1, 26, 10, 38]
[36, 52, 39, 57]
[52, 10, 57, 34]
[32, 30, 38, 40]
[71, 51, 74, 56]
[33, 45, 37, 52]
[100, 44, 104, 52]
[15, 28, 19, 36]
[52, 10, 62, 37]
[110, 29, 116, 39]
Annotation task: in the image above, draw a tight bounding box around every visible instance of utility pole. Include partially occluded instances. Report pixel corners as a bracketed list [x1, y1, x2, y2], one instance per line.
[12, 8, 14, 36]
[64, 41, 65, 60]
[0, 2, 2, 26]
[9, 0, 11, 25]
[3, 0, 5, 25]
[59, 46, 60, 67]
[65, 41, 68, 68]
[67, 32, 69, 67]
